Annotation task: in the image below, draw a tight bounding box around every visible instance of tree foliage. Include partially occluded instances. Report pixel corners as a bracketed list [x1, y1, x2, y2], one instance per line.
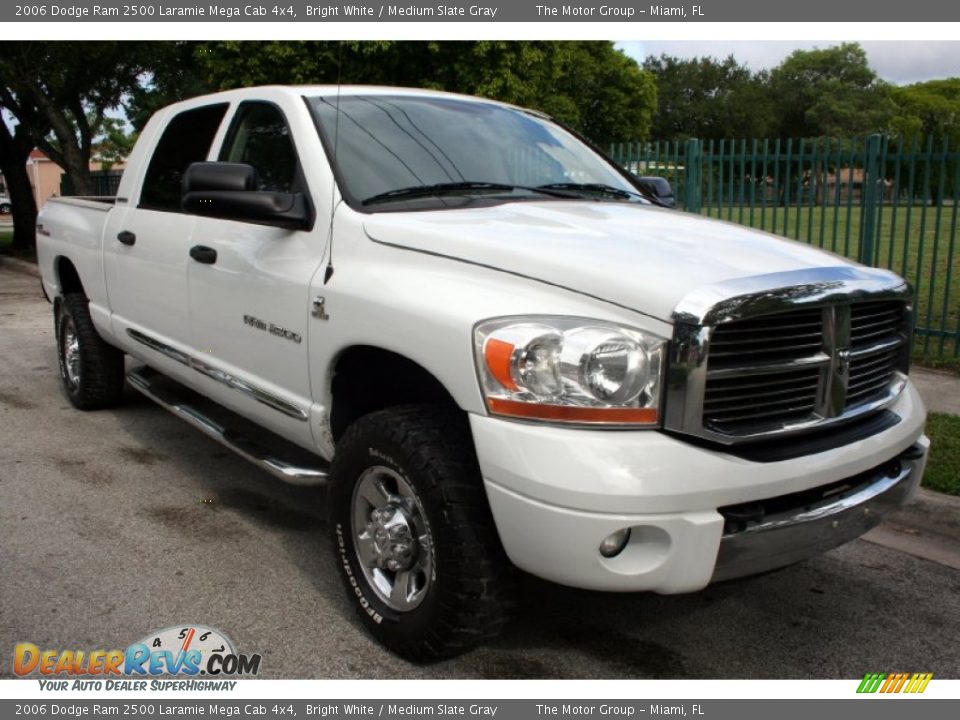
[890, 78, 960, 141]
[642, 54, 774, 140]
[131, 41, 656, 146]
[767, 43, 896, 138]
[640, 43, 912, 142]
[0, 42, 147, 197]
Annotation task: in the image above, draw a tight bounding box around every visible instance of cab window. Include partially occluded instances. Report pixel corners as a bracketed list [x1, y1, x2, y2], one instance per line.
[219, 102, 300, 193]
[139, 103, 228, 212]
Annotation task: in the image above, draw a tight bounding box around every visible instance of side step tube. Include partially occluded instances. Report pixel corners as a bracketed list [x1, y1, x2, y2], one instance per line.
[127, 367, 329, 486]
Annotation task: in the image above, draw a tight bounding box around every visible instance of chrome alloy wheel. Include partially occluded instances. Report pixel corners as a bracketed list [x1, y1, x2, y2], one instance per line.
[61, 316, 81, 387]
[351, 466, 434, 612]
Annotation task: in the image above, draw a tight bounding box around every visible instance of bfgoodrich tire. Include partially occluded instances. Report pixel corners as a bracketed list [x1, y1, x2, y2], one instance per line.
[330, 404, 515, 661]
[56, 293, 125, 410]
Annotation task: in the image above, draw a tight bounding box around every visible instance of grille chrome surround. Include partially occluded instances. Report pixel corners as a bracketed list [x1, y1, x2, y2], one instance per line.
[665, 267, 912, 444]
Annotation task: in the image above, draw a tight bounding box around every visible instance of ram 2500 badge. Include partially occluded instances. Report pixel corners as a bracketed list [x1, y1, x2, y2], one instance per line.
[37, 86, 928, 660]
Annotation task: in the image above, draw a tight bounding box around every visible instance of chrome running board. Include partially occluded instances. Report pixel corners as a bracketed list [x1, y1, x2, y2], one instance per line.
[127, 366, 328, 486]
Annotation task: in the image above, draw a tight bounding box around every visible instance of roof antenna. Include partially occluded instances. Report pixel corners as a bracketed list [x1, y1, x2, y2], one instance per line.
[324, 41, 343, 285]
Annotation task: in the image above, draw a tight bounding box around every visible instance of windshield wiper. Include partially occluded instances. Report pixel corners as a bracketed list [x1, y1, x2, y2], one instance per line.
[361, 181, 577, 206]
[535, 182, 641, 200]
[363, 182, 513, 206]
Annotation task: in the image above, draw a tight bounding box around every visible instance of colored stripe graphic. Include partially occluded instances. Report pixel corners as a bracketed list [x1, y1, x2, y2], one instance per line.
[857, 672, 932, 693]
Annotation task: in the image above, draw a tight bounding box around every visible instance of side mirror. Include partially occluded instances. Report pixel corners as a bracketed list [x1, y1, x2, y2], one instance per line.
[633, 175, 676, 209]
[181, 162, 312, 230]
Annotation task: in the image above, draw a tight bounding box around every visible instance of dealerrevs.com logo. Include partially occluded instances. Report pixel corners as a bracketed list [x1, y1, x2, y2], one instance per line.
[857, 672, 933, 694]
[14, 625, 261, 690]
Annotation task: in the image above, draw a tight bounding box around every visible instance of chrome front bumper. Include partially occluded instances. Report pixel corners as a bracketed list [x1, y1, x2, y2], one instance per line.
[711, 441, 927, 582]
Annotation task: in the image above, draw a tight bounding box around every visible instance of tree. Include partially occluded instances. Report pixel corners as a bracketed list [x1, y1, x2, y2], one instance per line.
[140, 41, 656, 146]
[768, 43, 895, 138]
[890, 78, 960, 139]
[889, 78, 960, 202]
[0, 42, 147, 197]
[642, 54, 774, 140]
[0, 114, 40, 252]
[93, 116, 137, 171]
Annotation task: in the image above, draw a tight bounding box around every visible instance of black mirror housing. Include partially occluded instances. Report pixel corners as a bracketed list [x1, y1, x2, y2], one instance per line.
[183, 161, 259, 193]
[181, 162, 312, 230]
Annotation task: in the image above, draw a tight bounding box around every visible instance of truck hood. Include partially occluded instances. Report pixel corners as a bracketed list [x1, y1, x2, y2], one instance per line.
[363, 201, 858, 322]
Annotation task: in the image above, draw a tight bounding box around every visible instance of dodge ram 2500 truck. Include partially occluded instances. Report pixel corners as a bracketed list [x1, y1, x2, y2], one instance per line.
[37, 86, 929, 661]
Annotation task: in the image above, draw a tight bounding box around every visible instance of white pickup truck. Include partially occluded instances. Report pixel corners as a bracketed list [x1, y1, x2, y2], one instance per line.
[37, 86, 928, 661]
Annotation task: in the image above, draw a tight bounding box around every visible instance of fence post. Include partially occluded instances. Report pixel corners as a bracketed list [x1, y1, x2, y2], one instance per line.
[859, 133, 883, 265]
[684, 138, 702, 214]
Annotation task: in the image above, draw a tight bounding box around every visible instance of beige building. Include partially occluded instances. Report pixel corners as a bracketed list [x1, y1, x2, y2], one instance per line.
[10, 150, 125, 211]
[25, 150, 64, 210]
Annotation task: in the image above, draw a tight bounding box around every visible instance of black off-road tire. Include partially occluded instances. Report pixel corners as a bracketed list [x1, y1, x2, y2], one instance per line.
[330, 404, 516, 661]
[56, 292, 125, 410]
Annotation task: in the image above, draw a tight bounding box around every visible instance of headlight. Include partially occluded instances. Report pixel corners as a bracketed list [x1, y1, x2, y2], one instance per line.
[474, 317, 666, 426]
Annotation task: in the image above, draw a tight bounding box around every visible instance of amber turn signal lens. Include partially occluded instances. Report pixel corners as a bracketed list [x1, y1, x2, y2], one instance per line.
[487, 397, 658, 424]
[484, 338, 519, 391]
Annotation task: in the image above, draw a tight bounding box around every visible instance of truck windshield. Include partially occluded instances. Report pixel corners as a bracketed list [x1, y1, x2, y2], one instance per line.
[308, 95, 643, 210]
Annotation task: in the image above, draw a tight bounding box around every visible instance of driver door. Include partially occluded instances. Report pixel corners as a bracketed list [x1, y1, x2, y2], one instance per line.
[186, 100, 325, 448]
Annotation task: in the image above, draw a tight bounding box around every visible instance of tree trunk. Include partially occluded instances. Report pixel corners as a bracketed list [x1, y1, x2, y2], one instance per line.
[5, 162, 37, 252]
[0, 120, 37, 253]
[36, 136, 94, 197]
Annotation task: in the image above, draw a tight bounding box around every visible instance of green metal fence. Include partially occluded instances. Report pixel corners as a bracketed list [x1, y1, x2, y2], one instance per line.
[610, 135, 960, 363]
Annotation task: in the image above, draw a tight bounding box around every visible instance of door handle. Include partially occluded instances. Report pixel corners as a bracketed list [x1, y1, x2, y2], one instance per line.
[189, 245, 218, 264]
[117, 230, 136, 246]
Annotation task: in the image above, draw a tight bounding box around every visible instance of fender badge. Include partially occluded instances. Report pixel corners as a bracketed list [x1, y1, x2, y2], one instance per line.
[312, 297, 330, 321]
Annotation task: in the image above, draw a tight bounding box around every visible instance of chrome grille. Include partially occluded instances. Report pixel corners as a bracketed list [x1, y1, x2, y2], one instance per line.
[665, 267, 913, 445]
[845, 301, 906, 408]
[707, 308, 824, 370]
[700, 300, 908, 436]
[703, 366, 821, 431]
[850, 301, 904, 347]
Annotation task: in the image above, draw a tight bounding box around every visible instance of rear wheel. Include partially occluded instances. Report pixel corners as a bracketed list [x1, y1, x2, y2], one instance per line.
[330, 404, 515, 661]
[56, 293, 125, 409]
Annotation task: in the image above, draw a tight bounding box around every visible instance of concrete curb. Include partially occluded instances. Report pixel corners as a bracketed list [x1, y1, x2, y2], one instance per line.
[864, 487, 960, 569]
[910, 366, 960, 416]
[0, 255, 40, 279]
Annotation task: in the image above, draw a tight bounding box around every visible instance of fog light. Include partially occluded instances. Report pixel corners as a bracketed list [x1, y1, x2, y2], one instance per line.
[599, 528, 631, 558]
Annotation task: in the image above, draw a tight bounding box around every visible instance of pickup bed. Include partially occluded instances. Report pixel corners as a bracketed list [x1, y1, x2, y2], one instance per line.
[37, 86, 929, 661]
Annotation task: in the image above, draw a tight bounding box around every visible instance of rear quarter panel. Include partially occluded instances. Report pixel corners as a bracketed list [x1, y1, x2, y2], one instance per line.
[37, 198, 116, 342]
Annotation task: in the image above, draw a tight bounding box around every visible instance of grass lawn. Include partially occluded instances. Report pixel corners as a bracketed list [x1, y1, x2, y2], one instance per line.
[923, 412, 960, 496]
[0, 225, 37, 262]
[702, 203, 960, 373]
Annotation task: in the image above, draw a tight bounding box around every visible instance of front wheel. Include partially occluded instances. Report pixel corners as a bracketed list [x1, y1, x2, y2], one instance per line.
[330, 404, 515, 661]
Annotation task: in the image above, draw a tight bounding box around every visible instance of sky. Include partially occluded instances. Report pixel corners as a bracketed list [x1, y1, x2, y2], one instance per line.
[616, 41, 960, 85]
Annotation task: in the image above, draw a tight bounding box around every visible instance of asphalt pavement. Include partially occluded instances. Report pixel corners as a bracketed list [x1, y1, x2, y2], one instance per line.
[1, 264, 959, 679]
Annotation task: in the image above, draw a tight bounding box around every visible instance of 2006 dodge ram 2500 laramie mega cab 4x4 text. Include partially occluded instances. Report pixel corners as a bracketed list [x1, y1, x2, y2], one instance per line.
[38, 86, 929, 661]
